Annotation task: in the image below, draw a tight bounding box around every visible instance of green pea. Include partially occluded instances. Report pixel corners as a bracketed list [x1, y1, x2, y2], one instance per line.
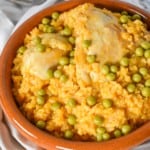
[121, 11, 128, 15]
[36, 44, 45, 52]
[96, 127, 106, 134]
[36, 120, 46, 129]
[43, 25, 55, 33]
[120, 57, 129, 67]
[33, 36, 41, 44]
[102, 99, 113, 108]
[132, 14, 141, 20]
[69, 37, 75, 45]
[82, 40, 92, 49]
[102, 133, 111, 140]
[37, 89, 46, 96]
[114, 129, 122, 138]
[61, 26, 72, 36]
[94, 115, 104, 126]
[51, 101, 61, 111]
[139, 67, 148, 76]
[121, 124, 132, 135]
[135, 47, 144, 56]
[132, 73, 142, 83]
[60, 75, 68, 83]
[141, 87, 150, 97]
[59, 57, 70, 65]
[18, 46, 26, 54]
[42, 25, 50, 33]
[127, 15, 132, 20]
[51, 12, 60, 20]
[69, 50, 75, 57]
[59, 57, 68, 65]
[67, 114, 76, 125]
[70, 57, 75, 65]
[106, 73, 116, 81]
[67, 98, 76, 107]
[145, 79, 150, 87]
[54, 70, 63, 78]
[96, 133, 103, 141]
[46, 68, 54, 79]
[101, 65, 110, 74]
[64, 130, 73, 139]
[86, 96, 97, 106]
[110, 65, 118, 73]
[86, 55, 96, 63]
[127, 83, 136, 93]
[37, 96, 45, 105]
[144, 50, 150, 58]
[120, 15, 129, 24]
[140, 41, 150, 50]
[42, 18, 50, 25]
[46, 26, 55, 33]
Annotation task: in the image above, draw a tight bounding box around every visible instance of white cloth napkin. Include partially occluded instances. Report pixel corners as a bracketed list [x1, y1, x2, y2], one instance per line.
[0, 10, 14, 53]
[0, 0, 150, 150]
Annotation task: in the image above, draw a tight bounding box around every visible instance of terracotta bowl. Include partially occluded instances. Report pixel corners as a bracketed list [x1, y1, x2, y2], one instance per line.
[0, 0, 150, 150]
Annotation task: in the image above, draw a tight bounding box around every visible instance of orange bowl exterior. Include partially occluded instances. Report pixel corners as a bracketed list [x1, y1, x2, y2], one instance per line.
[0, 0, 150, 150]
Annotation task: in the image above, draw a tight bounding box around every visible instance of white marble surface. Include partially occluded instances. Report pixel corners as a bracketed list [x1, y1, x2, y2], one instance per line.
[0, 0, 150, 150]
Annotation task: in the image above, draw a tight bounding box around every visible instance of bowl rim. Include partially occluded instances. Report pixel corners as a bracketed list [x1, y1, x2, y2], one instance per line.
[0, 0, 150, 150]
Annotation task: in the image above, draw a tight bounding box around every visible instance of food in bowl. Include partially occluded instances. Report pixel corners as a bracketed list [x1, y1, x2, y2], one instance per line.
[11, 3, 150, 142]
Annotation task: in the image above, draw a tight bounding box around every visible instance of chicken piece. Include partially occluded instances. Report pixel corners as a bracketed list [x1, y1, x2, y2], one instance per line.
[21, 49, 63, 80]
[40, 33, 72, 52]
